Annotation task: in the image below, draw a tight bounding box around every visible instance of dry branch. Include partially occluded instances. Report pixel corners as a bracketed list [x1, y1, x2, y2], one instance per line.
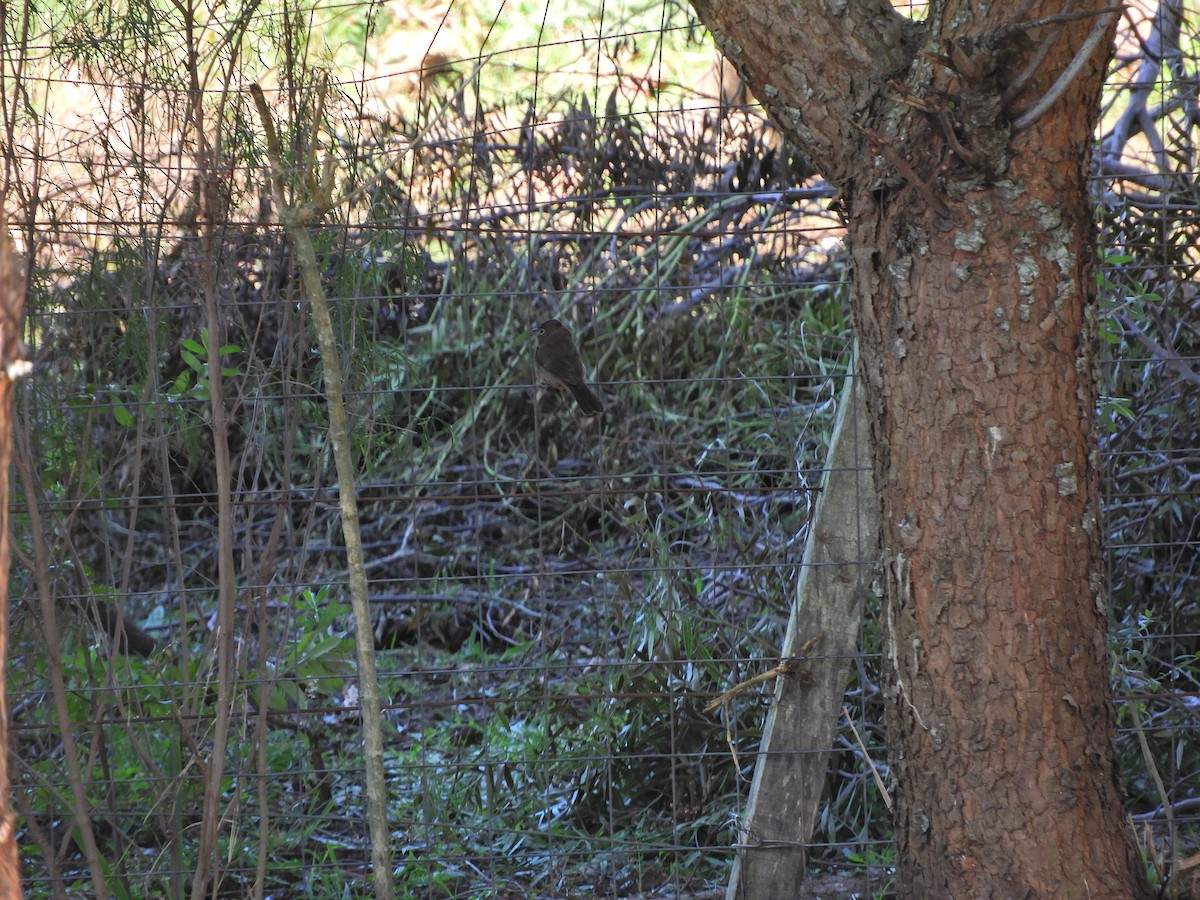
[250, 82, 395, 900]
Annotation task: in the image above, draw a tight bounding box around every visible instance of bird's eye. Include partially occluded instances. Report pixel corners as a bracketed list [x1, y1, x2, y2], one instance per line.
[537, 327, 544, 335]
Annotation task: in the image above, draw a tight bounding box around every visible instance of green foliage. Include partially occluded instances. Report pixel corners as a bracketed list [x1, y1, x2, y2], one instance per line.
[270, 586, 355, 711]
[1098, 238, 1200, 871]
[308, 0, 396, 70]
[11, 579, 362, 897]
[171, 330, 242, 404]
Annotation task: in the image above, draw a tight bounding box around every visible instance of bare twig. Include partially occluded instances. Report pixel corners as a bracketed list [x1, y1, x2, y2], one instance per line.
[1128, 700, 1178, 871]
[1003, 1, 1077, 103]
[843, 705, 892, 811]
[1117, 312, 1200, 390]
[15, 432, 108, 898]
[1004, 4, 1122, 37]
[1012, 7, 1121, 131]
[704, 631, 825, 713]
[1098, 0, 1183, 174]
[188, 22, 241, 894]
[250, 81, 395, 900]
[855, 123, 953, 218]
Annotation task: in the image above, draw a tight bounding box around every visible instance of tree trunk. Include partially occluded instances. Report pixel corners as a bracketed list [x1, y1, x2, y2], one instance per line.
[687, 2, 1151, 896]
[0, 216, 27, 896]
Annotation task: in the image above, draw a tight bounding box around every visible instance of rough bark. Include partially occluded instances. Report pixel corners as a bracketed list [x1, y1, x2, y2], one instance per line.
[688, 1, 1151, 896]
[0, 214, 26, 897]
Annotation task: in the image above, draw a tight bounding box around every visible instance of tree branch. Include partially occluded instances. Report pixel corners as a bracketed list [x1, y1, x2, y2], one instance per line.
[250, 82, 396, 900]
[1012, 7, 1121, 131]
[688, 0, 917, 182]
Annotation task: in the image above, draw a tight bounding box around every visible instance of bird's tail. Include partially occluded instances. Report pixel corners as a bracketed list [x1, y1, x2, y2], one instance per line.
[568, 381, 604, 416]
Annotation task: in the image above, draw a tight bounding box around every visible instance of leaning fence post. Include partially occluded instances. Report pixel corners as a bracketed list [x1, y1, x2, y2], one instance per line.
[727, 360, 879, 899]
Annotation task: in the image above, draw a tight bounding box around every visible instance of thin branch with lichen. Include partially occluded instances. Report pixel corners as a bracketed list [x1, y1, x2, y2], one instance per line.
[250, 81, 395, 900]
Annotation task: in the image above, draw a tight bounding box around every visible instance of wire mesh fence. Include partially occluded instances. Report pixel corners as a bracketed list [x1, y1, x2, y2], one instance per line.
[4, 0, 1198, 897]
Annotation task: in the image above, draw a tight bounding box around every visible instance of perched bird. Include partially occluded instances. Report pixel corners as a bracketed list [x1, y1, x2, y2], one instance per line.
[532, 319, 604, 416]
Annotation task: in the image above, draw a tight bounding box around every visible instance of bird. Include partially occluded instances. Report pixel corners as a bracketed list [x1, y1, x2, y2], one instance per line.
[532, 319, 604, 416]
